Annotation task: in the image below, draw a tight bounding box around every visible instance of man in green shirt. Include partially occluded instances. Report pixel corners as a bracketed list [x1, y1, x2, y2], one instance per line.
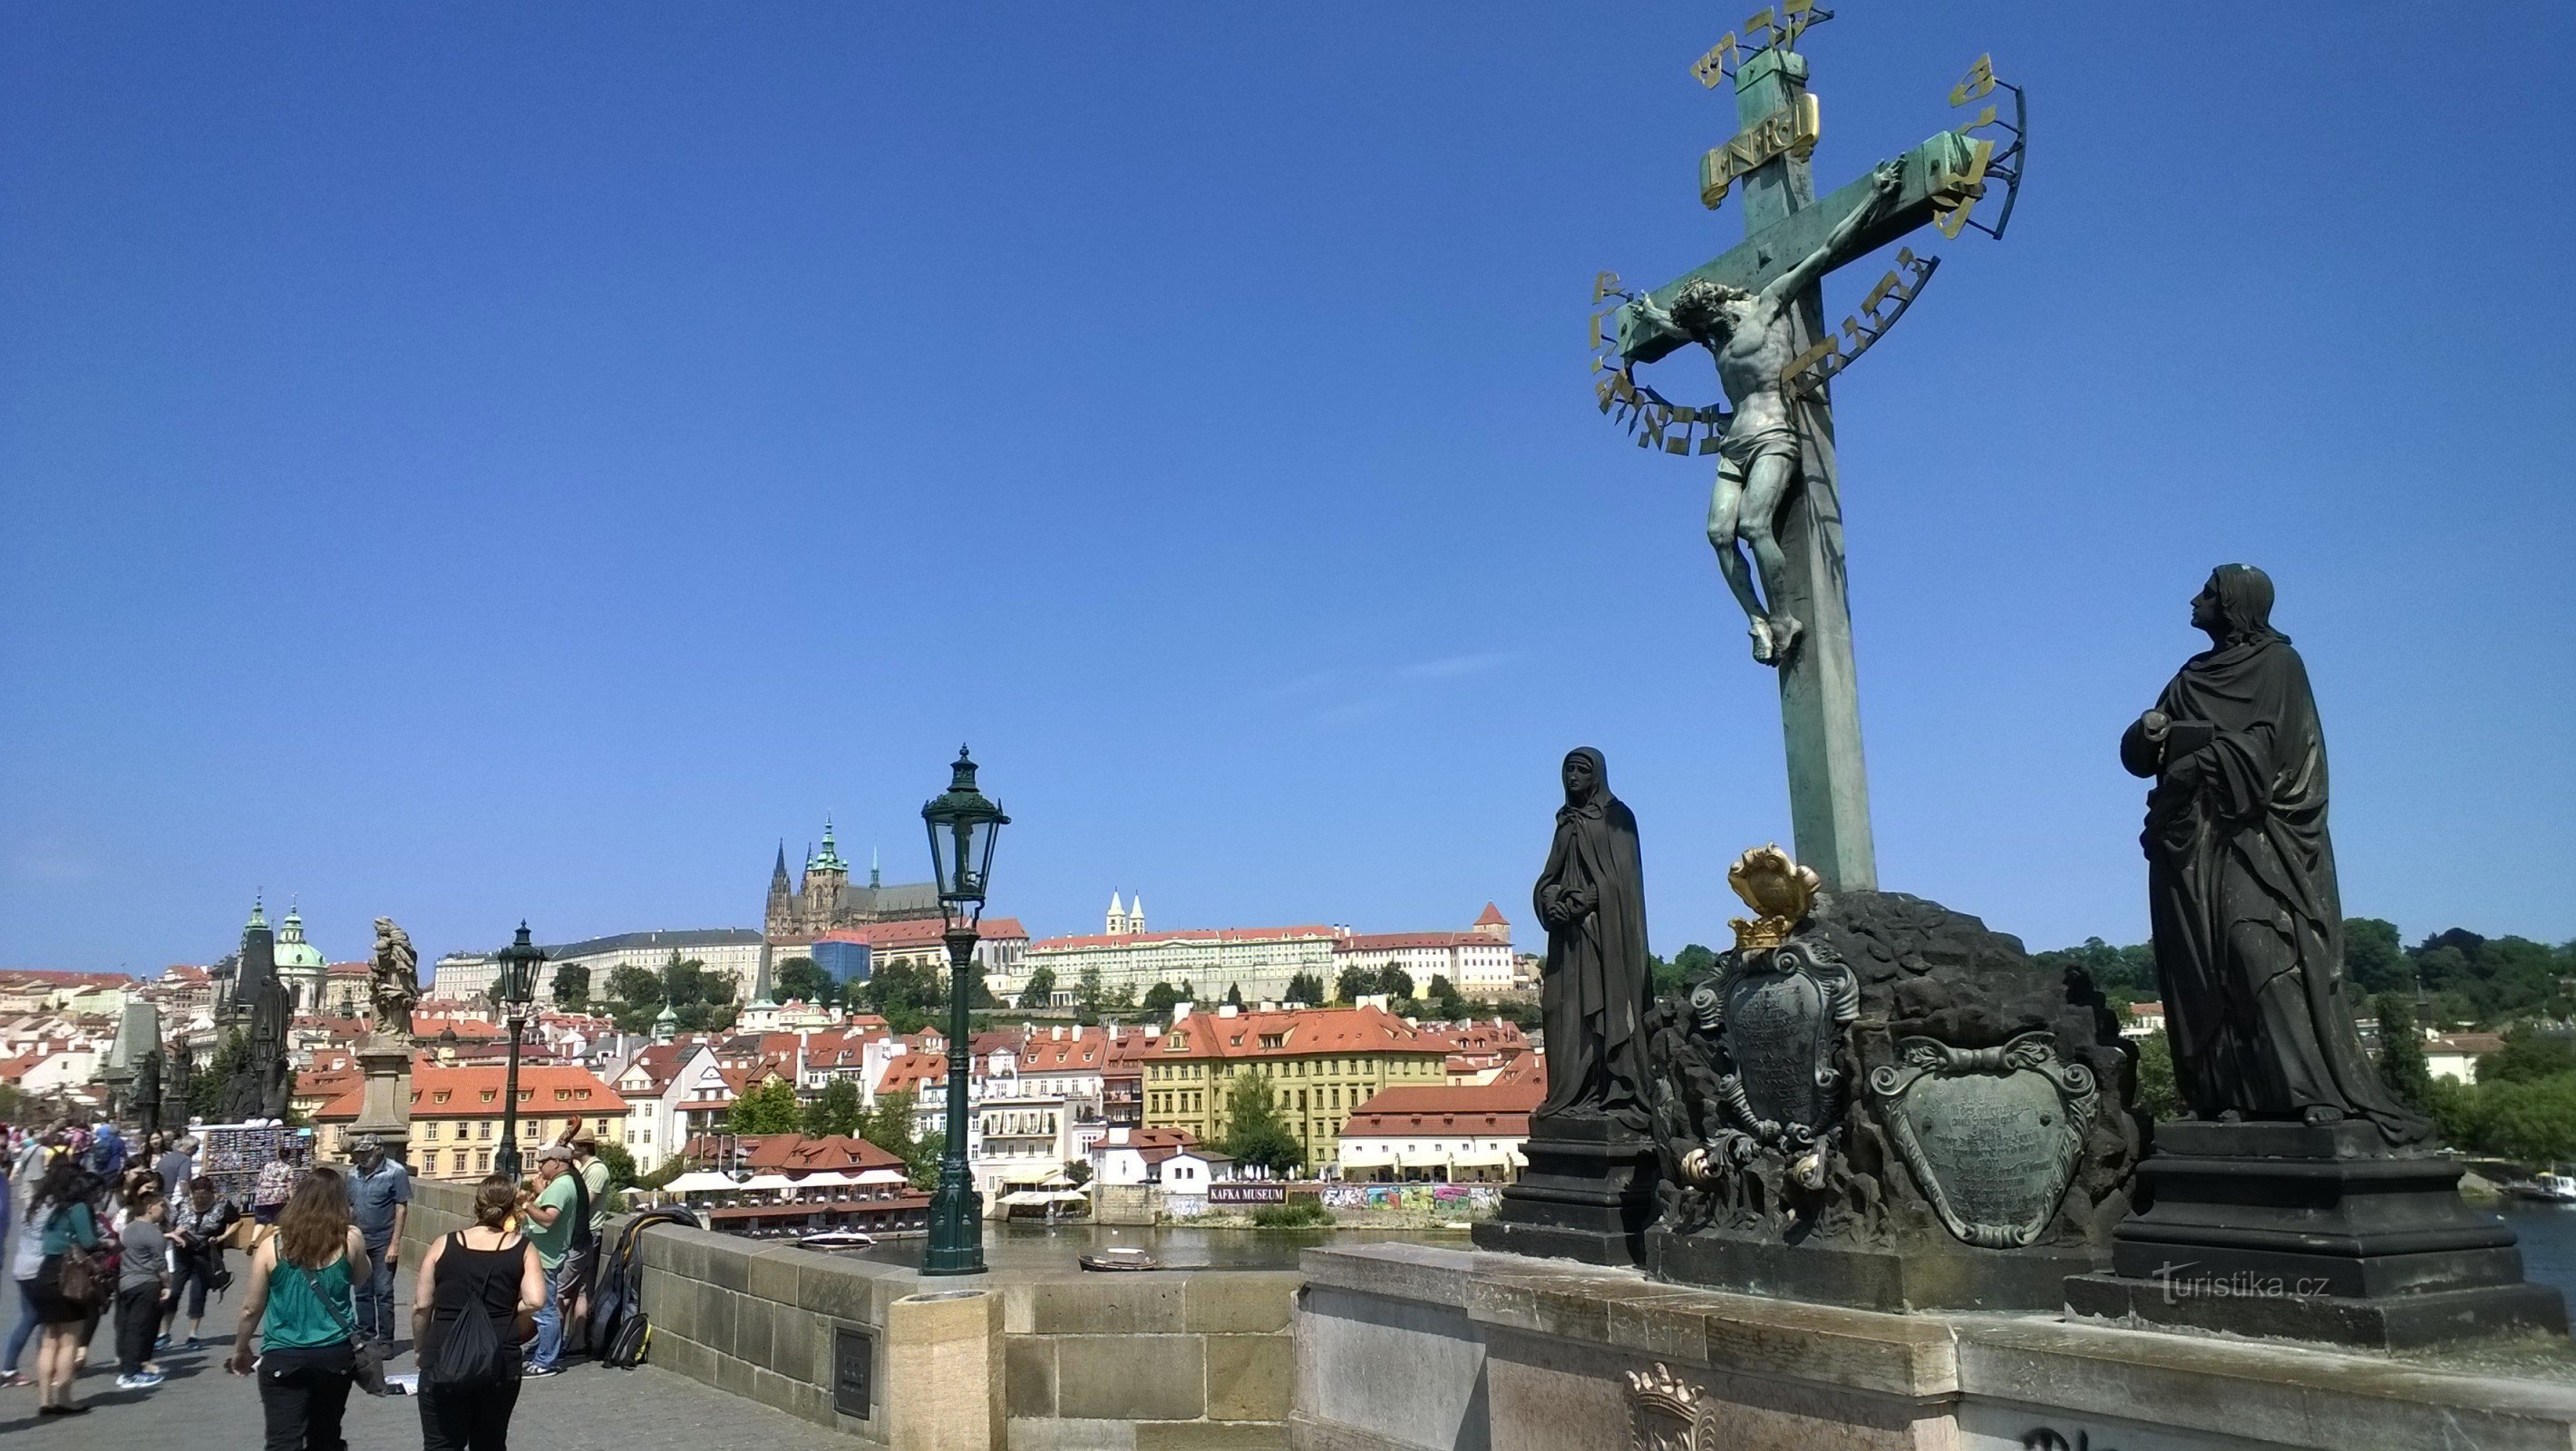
[521, 1146, 585, 1375]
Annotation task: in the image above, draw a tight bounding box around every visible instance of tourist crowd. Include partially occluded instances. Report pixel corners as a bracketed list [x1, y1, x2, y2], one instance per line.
[3, 1114, 617, 1449]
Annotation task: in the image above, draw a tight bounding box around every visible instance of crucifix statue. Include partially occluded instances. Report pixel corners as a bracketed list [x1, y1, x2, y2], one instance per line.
[1594, 11, 2024, 892]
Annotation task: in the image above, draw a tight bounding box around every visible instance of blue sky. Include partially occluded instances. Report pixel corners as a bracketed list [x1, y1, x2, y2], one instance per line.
[4, 5, 2571, 972]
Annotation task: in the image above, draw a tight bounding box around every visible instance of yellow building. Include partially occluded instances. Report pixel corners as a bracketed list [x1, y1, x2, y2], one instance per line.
[1141, 1004, 1451, 1169]
[313, 1062, 626, 1180]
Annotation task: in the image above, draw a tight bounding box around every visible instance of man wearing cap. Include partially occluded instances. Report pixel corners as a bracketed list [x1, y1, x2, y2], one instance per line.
[345, 1133, 412, 1349]
[520, 1145, 588, 1377]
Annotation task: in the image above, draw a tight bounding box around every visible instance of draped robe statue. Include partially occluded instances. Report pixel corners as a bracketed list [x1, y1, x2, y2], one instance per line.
[1533, 747, 1655, 1132]
[2121, 566, 2432, 1145]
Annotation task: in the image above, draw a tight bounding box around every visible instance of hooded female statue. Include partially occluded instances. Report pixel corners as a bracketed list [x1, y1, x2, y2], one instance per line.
[2122, 566, 2431, 1145]
[1533, 747, 1654, 1131]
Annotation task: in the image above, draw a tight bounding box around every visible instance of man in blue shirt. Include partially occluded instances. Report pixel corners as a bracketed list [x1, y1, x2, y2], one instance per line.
[344, 1135, 412, 1348]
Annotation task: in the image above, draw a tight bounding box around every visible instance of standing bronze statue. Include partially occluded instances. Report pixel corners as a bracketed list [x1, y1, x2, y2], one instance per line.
[2121, 566, 2430, 1144]
[1533, 747, 1654, 1132]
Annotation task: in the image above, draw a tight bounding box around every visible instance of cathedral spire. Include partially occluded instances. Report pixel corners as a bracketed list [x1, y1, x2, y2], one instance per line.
[771, 841, 791, 889]
[870, 846, 880, 890]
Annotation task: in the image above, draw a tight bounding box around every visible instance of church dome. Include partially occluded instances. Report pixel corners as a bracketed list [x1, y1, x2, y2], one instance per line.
[274, 904, 326, 971]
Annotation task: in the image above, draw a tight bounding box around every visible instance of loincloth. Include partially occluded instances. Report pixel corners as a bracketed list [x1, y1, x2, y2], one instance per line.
[1716, 422, 1800, 474]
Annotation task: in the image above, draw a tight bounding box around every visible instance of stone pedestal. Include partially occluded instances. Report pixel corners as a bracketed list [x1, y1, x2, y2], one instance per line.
[1473, 1114, 1657, 1266]
[1648, 1225, 2101, 1313]
[1293, 1242, 2576, 1451]
[884, 1289, 1002, 1451]
[348, 1039, 413, 1166]
[2065, 1119, 2568, 1349]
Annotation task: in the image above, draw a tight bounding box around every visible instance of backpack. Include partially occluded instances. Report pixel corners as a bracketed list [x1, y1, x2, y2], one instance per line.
[425, 1236, 512, 1391]
[592, 1208, 699, 1369]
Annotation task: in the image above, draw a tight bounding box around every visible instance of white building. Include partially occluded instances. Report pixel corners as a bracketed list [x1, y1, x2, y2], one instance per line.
[436, 928, 769, 1005]
[1024, 895, 1340, 1003]
[1091, 1126, 1205, 1186]
[2425, 1032, 2507, 1085]
[1336, 1081, 1542, 1183]
[607, 1040, 725, 1173]
[1333, 905, 1516, 997]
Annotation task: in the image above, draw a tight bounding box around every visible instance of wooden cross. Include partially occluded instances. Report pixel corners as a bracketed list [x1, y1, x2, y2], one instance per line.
[1606, 21, 2020, 893]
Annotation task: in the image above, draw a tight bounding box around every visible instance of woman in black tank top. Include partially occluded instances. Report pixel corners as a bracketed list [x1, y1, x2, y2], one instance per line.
[413, 1175, 548, 1451]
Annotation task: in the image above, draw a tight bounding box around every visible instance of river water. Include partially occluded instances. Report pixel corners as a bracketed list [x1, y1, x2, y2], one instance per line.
[2503, 1199, 2576, 1318]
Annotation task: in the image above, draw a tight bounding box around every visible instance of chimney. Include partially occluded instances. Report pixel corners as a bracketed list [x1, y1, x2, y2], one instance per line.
[1217, 1003, 1239, 1018]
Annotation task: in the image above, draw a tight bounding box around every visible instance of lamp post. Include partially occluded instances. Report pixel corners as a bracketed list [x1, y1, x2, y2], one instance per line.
[491, 922, 547, 1182]
[919, 745, 1008, 1276]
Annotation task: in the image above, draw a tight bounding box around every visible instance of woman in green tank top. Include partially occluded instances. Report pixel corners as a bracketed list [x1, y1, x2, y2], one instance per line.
[228, 1168, 371, 1451]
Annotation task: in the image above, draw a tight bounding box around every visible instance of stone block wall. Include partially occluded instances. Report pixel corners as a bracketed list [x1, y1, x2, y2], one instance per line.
[404, 1179, 1298, 1449]
[998, 1271, 1299, 1449]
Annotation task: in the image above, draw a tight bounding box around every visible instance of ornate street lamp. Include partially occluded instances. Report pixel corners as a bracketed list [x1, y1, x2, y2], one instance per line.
[491, 922, 547, 1182]
[919, 745, 1008, 1276]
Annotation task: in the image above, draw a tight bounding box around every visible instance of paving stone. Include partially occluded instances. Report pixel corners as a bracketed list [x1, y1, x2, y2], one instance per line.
[1133, 1422, 1291, 1450]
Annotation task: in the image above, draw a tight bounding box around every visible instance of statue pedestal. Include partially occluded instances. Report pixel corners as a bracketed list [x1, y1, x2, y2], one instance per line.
[347, 1038, 414, 1166]
[2066, 1119, 2568, 1349]
[1473, 1113, 1657, 1266]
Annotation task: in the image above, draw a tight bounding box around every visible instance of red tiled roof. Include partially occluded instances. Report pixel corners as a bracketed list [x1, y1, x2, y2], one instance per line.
[680, 1133, 904, 1173]
[1473, 902, 1510, 928]
[1028, 925, 1339, 951]
[876, 1055, 948, 1093]
[1160, 1005, 1446, 1061]
[1344, 1080, 1543, 1135]
[813, 919, 1029, 950]
[1337, 932, 1491, 951]
[315, 1064, 625, 1123]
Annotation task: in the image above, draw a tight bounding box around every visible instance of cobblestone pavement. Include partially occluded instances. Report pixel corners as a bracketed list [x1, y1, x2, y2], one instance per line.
[0, 1287, 855, 1448]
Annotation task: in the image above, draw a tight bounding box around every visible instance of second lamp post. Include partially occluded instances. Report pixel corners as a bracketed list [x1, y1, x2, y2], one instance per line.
[919, 745, 1008, 1276]
[491, 921, 548, 1181]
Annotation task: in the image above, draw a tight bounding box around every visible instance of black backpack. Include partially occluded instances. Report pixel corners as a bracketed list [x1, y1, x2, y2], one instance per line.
[592, 1208, 698, 1369]
[425, 1234, 512, 1390]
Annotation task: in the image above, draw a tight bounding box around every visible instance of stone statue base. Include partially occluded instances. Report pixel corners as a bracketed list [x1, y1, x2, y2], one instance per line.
[347, 1037, 414, 1167]
[2065, 1119, 2568, 1349]
[1473, 1113, 1657, 1267]
[1649, 1225, 2101, 1313]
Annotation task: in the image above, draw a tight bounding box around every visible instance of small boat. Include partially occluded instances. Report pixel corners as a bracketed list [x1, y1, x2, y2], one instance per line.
[1078, 1247, 1162, 1272]
[798, 1231, 879, 1251]
[2513, 1173, 2576, 1203]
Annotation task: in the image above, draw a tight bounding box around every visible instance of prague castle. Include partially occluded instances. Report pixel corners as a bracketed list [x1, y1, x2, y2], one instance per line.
[763, 818, 942, 943]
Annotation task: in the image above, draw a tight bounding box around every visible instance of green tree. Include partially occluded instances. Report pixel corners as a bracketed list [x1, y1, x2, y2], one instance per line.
[190, 1030, 247, 1119]
[1222, 982, 1244, 1008]
[662, 954, 714, 1008]
[906, 1132, 945, 1190]
[603, 962, 663, 1018]
[1220, 1071, 1303, 1175]
[2034, 938, 2159, 1007]
[594, 1139, 638, 1192]
[1074, 964, 1109, 1025]
[774, 956, 834, 1008]
[2133, 1030, 2182, 1122]
[1334, 964, 1376, 1004]
[727, 1078, 801, 1135]
[1018, 966, 1057, 1010]
[1378, 966, 1414, 1002]
[2478, 1027, 2576, 1085]
[551, 963, 591, 1010]
[862, 1089, 919, 1161]
[860, 961, 945, 1034]
[2472, 1074, 2576, 1164]
[1284, 971, 1325, 1007]
[1648, 953, 1684, 998]
[2344, 919, 2412, 995]
[1140, 981, 1185, 1019]
[2372, 993, 2435, 1110]
[802, 1076, 864, 1137]
[1425, 975, 1467, 1020]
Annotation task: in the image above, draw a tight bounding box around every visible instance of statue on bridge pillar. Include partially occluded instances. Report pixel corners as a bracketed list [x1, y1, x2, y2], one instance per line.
[2069, 566, 2562, 1347]
[2120, 564, 2428, 1144]
[1532, 747, 1654, 1135]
